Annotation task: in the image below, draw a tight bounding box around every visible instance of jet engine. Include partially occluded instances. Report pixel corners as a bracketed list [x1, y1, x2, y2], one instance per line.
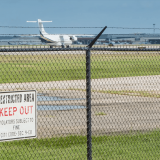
[69, 36, 77, 41]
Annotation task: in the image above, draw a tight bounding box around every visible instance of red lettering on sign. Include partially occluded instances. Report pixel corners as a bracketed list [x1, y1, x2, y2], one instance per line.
[20, 106, 33, 115]
[25, 106, 29, 114]
[4, 107, 8, 116]
[0, 108, 3, 117]
[29, 106, 33, 114]
[20, 106, 24, 115]
[13, 107, 17, 115]
[9, 107, 12, 116]
[0, 107, 17, 117]
[0, 106, 34, 116]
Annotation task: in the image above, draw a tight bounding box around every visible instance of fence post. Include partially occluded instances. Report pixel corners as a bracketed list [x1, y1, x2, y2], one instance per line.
[86, 48, 92, 160]
[86, 26, 107, 160]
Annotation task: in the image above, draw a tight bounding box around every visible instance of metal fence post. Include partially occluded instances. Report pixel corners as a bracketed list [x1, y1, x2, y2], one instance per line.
[86, 26, 107, 160]
[86, 48, 92, 160]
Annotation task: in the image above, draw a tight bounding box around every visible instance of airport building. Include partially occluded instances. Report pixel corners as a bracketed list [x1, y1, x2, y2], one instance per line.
[77, 33, 160, 44]
[1, 33, 160, 45]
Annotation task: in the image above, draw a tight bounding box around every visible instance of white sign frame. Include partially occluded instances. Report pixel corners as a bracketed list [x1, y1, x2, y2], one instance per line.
[0, 90, 37, 141]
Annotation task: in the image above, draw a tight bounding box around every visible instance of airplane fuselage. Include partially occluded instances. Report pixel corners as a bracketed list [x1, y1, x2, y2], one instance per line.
[40, 33, 73, 46]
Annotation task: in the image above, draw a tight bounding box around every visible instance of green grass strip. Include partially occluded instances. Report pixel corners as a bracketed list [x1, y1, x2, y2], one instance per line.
[1, 53, 160, 83]
[1, 130, 160, 159]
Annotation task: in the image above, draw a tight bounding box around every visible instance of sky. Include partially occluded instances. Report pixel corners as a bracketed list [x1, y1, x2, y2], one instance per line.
[0, 0, 160, 35]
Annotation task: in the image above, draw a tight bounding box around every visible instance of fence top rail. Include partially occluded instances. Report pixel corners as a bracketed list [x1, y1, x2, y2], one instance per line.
[1, 47, 160, 52]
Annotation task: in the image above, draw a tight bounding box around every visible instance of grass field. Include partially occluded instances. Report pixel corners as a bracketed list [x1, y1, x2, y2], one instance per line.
[1, 130, 160, 160]
[1, 52, 160, 83]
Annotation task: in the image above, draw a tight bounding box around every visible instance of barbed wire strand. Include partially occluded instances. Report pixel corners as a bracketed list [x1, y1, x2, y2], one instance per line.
[0, 26, 160, 29]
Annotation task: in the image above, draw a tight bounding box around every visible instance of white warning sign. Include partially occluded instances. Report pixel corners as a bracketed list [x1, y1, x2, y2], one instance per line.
[0, 90, 36, 141]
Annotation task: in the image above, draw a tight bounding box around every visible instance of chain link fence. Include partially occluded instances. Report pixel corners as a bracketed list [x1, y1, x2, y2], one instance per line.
[0, 46, 160, 159]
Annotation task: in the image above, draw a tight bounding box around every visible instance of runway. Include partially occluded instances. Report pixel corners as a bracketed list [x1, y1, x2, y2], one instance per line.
[1, 75, 160, 138]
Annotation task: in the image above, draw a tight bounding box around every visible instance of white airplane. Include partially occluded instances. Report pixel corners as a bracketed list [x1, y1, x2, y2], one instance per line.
[27, 19, 93, 48]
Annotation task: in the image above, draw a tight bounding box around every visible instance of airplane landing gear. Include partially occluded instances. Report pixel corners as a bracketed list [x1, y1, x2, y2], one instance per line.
[61, 45, 65, 48]
[50, 45, 53, 48]
[66, 45, 70, 48]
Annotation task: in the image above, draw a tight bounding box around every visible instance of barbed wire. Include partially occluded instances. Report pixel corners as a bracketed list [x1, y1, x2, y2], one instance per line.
[1, 34, 160, 36]
[0, 34, 95, 36]
[0, 26, 103, 28]
[0, 26, 159, 29]
[0, 41, 43, 42]
[108, 27, 160, 29]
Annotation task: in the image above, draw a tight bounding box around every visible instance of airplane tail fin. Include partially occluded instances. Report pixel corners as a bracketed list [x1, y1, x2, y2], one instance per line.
[27, 19, 52, 35]
[37, 19, 52, 35]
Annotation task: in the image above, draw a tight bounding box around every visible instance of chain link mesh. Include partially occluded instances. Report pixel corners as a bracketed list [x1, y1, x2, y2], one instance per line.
[0, 45, 160, 159]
